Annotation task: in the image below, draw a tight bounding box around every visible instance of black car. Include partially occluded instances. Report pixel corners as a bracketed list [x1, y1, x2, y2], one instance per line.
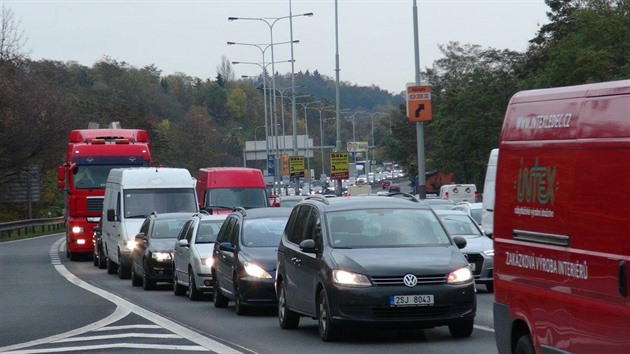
[212, 207, 291, 315]
[276, 194, 476, 341]
[92, 220, 106, 269]
[130, 212, 192, 290]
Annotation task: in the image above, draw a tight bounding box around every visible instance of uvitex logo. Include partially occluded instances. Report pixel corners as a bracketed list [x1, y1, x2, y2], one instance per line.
[516, 157, 557, 205]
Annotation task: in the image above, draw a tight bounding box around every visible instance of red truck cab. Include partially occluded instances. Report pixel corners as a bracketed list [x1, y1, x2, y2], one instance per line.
[196, 167, 269, 214]
[58, 123, 151, 260]
[493, 80, 630, 353]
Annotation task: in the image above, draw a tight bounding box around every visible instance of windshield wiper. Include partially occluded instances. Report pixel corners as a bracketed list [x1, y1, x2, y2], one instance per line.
[126, 214, 147, 219]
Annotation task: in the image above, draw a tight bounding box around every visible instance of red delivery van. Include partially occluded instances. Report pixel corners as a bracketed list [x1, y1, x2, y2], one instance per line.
[493, 80, 630, 354]
[196, 167, 269, 214]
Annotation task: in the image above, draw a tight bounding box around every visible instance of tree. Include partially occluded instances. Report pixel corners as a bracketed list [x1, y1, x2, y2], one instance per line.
[0, 4, 27, 63]
[216, 55, 235, 85]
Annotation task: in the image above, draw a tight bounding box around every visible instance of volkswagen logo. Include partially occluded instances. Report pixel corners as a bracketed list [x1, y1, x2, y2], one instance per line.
[403, 274, 418, 287]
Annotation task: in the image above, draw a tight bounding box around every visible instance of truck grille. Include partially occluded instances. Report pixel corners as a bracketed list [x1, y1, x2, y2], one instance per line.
[87, 197, 104, 212]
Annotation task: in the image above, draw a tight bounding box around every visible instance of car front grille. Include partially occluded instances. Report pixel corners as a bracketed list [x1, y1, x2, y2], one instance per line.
[372, 305, 451, 318]
[370, 274, 446, 286]
[464, 253, 484, 278]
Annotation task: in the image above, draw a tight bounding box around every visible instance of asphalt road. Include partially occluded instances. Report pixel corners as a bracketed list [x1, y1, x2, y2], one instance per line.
[0, 196, 499, 354]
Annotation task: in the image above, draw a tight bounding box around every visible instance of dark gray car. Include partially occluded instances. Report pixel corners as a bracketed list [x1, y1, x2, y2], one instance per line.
[276, 195, 476, 341]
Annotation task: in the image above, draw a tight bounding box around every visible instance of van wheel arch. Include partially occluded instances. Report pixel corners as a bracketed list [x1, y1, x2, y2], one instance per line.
[511, 320, 533, 354]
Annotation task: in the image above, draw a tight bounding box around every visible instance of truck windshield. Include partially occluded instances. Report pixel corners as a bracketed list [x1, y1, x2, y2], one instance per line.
[205, 188, 268, 209]
[124, 188, 196, 218]
[72, 158, 149, 190]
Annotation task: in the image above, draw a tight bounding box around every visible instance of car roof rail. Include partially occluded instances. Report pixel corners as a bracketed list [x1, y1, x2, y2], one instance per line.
[386, 192, 420, 202]
[305, 195, 330, 205]
[232, 206, 247, 216]
[198, 210, 211, 215]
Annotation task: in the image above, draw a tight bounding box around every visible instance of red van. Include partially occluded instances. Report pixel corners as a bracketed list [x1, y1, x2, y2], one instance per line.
[494, 80, 630, 354]
[196, 167, 269, 214]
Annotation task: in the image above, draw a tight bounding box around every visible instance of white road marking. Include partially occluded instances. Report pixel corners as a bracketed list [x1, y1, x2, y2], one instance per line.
[1, 343, 210, 353]
[54, 333, 181, 342]
[474, 324, 495, 333]
[0, 237, 243, 354]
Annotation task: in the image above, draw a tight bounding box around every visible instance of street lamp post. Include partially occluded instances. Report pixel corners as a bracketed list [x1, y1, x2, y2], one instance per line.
[276, 85, 305, 152]
[229, 13, 313, 194]
[310, 105, 335, 177]
[297, 101, 321, 182]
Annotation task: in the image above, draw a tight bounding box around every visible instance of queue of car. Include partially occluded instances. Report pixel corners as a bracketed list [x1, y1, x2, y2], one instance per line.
[90, 177, 489, 342]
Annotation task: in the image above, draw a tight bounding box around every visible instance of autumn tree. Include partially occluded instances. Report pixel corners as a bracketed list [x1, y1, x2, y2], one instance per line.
[0, 4, 27, 63]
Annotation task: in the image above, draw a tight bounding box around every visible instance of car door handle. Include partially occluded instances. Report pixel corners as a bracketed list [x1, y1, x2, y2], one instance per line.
[291, 257, 301, 264]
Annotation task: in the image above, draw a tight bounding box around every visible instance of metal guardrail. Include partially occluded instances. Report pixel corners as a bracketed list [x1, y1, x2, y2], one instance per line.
[0, 217, 65, 239]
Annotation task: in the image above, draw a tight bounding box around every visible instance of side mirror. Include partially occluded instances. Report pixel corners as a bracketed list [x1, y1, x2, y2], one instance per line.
[107, 209, 117, 222]
[453, 236, 467, 249]
[177, 239, 189, 247]
[218, 242, 235, 253]
[135, 234, 146, 242]
[93, 226, 102, 233]
[299, 239, 316, 253]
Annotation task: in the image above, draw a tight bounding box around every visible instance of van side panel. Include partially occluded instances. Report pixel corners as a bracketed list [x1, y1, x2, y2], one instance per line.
[494, 80, 630, 353]
[481, 149, 498, 236]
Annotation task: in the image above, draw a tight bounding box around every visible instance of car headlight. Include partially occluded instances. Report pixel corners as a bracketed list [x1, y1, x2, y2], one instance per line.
[483, 249, 494, 257]
[71, 226, 84, 234]
[447, 267, 473, 284]
[244, 261, 271, 278]
[152, 252, 172, 262]
[332, 270, 371, 287]
[201, 257, 213, 267]
[125, 239, 137, 251]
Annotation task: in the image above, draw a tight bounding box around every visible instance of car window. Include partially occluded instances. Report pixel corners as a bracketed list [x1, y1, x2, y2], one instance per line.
[139, 218, 150, 235]
[152, 219, 187, 239]
[242, 217, 289, 247]
[184, 220, 195, 243]
[288, 206, 310, 244]
[228, 219, 240, 246]
[305, 207, 322, 250]
[326, 209, 450, 248]
[178, 220, 193, 241]
[439, 215, 481, 235]
[196, 219, 223, 243]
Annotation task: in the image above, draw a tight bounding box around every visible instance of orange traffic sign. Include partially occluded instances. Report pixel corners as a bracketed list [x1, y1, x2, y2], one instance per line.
[406, 85, 432, 122]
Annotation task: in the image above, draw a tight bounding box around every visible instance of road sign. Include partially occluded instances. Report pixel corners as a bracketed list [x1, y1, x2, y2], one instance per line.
[346, 141, 369, 152]
[290, 156, 305, 178]
[281, 153, 289, 177]
[406, 84, 432, 122]
[330, 152, 349, 180]
[267, 154, 275, 176]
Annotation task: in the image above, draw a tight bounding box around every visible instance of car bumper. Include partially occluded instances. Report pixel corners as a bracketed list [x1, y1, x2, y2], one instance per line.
[238, 276, 277, 306]
[326, 282, 476, 328]
[146, 260, 174, 282]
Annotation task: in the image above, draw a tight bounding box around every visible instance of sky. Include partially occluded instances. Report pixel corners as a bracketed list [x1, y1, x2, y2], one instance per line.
[4, 0, 550, 94]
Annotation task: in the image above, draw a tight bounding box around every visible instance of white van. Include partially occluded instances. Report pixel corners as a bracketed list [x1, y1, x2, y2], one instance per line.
[439, 184, 477, 204]
[102, 167, 198, 278]
[481, 149, 498, 236]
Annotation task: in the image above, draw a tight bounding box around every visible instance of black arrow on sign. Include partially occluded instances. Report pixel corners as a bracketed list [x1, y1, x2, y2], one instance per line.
[415, 104, 425, 118]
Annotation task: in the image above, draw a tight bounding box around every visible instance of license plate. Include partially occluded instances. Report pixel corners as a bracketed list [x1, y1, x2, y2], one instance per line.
[390, 295, 434, 307]
[469, 262, 476, 271]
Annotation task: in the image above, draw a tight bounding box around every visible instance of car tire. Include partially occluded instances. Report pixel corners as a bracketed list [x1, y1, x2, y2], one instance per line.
[448, 319, 474, 338]
[515, 334, 535, 354]
[213, 274, 229, 308]
[188, 270, 202, 301]
[234, 279, 248, 316]
[106, 255, 117, 275]
[318, 288, 340, 342]
[278, 281, 300, 329]
[173, 272, 187, 296]
[98, 249, 107, 269]
[117, 250, 130, 279]
[142, 260, 156, 290]
[93, 250, 99, 266]
[131, 264, 142, 287]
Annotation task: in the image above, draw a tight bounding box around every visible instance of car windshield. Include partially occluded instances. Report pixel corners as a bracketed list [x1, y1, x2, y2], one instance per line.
[242, 217, 289, 247]
[326, 209, 451, 248]
[152, 219, 187, 239]
[72, 159, 148, 190]
[196, 219, 224, 243]
[124, 188, 196, 218]
[438, 214, 482, 236]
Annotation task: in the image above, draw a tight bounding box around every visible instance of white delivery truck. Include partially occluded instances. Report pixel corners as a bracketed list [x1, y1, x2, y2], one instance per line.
[439, 184, 477, 204]
[481, 149, 498, 237]
[102, 167, 198, 278]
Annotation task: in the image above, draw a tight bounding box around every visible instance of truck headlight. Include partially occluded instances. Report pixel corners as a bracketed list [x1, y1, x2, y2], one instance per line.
[125, 240, 137, 251]
[71, 226, 84, 234]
